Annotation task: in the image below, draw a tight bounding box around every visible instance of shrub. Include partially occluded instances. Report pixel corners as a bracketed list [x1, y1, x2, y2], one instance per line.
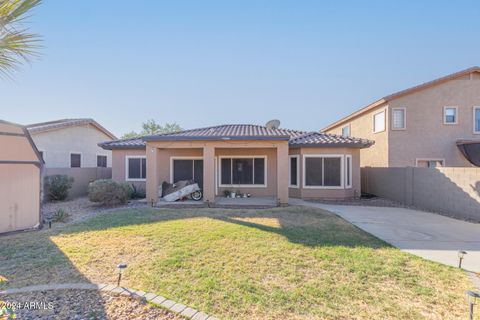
[53, 208, 70, 222]
[88, 179, 131, 206]
[45, 175, 74, 201]
[130, 184, 146, 199]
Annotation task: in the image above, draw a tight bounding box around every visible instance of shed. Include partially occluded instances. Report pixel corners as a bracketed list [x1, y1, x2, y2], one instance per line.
[0, 120, 43, 234]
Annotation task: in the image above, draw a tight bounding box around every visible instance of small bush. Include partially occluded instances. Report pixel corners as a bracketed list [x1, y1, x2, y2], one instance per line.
[45, 175, 74, 201]
[130, 184, 146, 199]
[53, 208, 70, 222]
[88, 179, 131, 206]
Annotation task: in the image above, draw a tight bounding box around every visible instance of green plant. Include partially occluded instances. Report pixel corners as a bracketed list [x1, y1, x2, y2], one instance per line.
[45, 174, 74, 201]
[52, 208, 69, 222]
[130, 184, 146, 199]
[88, 179, 131, 206]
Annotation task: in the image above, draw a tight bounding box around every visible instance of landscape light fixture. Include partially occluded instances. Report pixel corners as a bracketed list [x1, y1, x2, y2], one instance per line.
[458, 250, 467, 268]
[466, 290, 480, 320]
[117, 263, 127, 287]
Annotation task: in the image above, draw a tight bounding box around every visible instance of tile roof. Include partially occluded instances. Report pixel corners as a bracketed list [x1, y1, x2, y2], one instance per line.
[99, 124, 373, 149]
[289, 132, 374, 148]
[27, 118, 117, 140]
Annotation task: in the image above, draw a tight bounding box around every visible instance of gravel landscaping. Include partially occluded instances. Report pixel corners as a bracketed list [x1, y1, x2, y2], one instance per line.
[0, 289, 183, 320]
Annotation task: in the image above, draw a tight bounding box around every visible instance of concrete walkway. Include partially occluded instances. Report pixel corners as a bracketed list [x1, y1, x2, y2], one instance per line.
[0, 283, 218, 320]
[290, 199, 480, 273]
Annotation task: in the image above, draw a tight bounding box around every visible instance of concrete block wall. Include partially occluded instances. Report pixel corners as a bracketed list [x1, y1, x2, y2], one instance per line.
[362, 167, 480, 221]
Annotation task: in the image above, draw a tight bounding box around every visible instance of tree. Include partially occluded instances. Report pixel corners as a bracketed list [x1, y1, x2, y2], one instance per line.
[0, 0, 42, 77]
[121, 120, 183, 139]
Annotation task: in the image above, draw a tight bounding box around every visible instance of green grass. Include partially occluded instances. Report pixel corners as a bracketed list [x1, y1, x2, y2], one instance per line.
[0, 206, 474, 319]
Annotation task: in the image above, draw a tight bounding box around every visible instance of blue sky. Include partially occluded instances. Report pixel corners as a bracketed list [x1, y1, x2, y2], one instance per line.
[2, 1, 480, 137]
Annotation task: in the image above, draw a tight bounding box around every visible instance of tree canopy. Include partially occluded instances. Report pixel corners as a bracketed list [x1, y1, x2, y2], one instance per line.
[121, 119, 183, 139]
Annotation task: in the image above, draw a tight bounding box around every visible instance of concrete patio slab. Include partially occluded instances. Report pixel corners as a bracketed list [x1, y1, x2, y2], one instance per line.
[214, 196, 277, 207]
[291, 199, 480, 272]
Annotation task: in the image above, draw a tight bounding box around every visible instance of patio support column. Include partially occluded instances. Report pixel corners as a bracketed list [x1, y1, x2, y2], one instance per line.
[203, 145, 215, 204]
[146, 144, 158, 204]
[276, 142, 289, 206]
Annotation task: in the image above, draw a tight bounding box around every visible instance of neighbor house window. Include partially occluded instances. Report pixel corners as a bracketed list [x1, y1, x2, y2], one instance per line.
[392, 108, 406, 129]
[70, 153, 81, 168]
[97, 155, 107, 168]
[289, 155, 299, 187]
[474, 107, 480, 133]
[345, 155, 352, 188]
[220, 157, 266, 186]
[171, 158, 203, 188]
[373, 111, 386, 133]
[444, 107, 458, 124]
[341, 125, 350, 137]
[303, 155, 343, 188]
[416, 159, 444, 168]
[126, 156, 146, 180]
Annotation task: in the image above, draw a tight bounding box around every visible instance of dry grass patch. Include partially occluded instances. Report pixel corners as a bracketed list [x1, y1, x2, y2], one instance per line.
[0, 206, 475, 319]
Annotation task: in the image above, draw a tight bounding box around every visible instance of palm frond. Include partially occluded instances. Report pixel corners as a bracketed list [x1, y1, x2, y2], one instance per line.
[0, 0, 41, 77]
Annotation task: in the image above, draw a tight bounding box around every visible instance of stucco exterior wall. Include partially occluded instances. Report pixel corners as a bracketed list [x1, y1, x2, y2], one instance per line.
[388, 77, 480, 167]
[31, 124, 113, 168]
[326, 105, 388, 167]
[111, 148, 147, 189]
[288, 147, 361, 200]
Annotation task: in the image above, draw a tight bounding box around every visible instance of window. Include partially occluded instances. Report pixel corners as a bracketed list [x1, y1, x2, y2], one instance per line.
[444, 107, 458, 124]
[373, 111, 386, 133]
[220, 157, 266, 186]
[304, 155, 343, 188]
[171, 158, 203, 188]
[474, 107, 480, 133]
[416, 159, 444, 168]
[97, 155, 107, 168]
[341, 125, 350, 137]
[126, 156, 146, 180]
[70, 153, 81, 168]
[392, 108, 406, 129]
[289, 155, 299, 187]
[345, 155, 352, 188]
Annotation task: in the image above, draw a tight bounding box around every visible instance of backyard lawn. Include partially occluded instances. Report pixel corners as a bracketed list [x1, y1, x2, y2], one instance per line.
[0, 206, 474, 319]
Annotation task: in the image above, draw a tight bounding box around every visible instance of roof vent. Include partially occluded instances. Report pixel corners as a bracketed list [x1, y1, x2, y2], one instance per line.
[265, 119, 281, 130]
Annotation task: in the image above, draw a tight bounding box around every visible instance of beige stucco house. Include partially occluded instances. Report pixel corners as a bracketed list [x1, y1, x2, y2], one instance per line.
[322, 67, 480, 168]
[0, 120, 43, 234]
[100, 124, 373, 205]
[27, 118, 116, 168]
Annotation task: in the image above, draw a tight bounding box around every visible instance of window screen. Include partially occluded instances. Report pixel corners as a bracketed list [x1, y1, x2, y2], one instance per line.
[392, 109, 405, 129]
[289, 156, 298, 186]
[97, 155, 107, 168]
[128, 157, 146, 179]
[70, 153, 81, 168]
[221, 157, 265, 185]
[342, 125, 350, 137]
[345, 156, 352, 188]
[444, 108, 457, 124]
[305, 157, 323, 186]
[323, 158, 341, 186]
[475, 108, 480, 132]
[172, 159, 203, 187]
[305, 156, 342, 187]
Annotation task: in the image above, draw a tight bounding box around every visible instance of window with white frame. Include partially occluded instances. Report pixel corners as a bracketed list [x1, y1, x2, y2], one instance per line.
[345, 155, 352, 188]
[341, 125, 350, 137]
[444, 107, 458, 124]
[304, 155, 343, 188]
[70, 153, 81, 168]
[392, 108, 406, 129]
[220, 157, 266, 186]
[373, 111, 386, 133]
[126, 156, 146, 180]
[474, 107, 480, 133]
[289, 155, 299, 187]
[416, 159, 444, 168]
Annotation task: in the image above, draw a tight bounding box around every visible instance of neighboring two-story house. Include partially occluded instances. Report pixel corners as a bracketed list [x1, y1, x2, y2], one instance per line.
[27, 118, 116, 168]
[322, 67, 480, 168]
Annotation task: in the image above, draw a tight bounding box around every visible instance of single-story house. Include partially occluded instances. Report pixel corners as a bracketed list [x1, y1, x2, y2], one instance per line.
[100, 123, 373, 205]
[0, 120, 43, 234]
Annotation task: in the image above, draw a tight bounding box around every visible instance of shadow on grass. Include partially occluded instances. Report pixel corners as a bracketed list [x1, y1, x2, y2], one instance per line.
[54, 205, 390, 249]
